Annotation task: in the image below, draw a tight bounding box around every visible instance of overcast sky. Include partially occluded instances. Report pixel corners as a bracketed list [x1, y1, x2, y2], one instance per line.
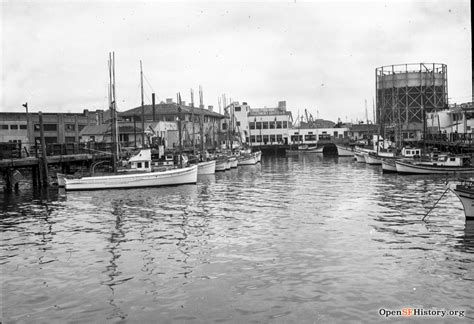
[1, 0, 471, 123]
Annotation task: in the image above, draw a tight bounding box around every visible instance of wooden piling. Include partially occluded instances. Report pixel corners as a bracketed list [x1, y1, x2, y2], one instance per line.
[39, 111, 49, 187]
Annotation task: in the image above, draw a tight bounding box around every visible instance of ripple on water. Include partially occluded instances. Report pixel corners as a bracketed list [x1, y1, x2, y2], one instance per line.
[1, 155, 473, 322]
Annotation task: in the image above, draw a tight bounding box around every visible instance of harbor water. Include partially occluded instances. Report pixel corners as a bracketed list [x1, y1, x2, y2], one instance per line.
[1, 154, 473, 323]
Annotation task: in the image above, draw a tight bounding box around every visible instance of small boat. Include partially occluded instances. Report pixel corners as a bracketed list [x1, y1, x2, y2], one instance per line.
[238, 154, 258, 165]
[395, 154, 474, 174]
[450, 178, 474, 220]
[197, 160, 216, 175]
[381, 159, 397, 173]
[215, 157, 228, 172]
[305, 146, 324, 153]
[64, 164, 197, 191]
[382, 148, 422, 173]
[354, 148, 373, 163]
[336, 144, 354, 157]
[228, 156, 238, 168]
[364, 152, 383, 165]
[254, 150, 262, 162]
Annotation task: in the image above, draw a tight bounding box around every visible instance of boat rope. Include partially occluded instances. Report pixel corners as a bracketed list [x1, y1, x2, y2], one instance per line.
[422, 187, 450, 221]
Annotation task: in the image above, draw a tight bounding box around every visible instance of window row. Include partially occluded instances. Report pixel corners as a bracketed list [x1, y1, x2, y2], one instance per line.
[249, 134, 284, 143]
[249, 121, 288, 130]
[1, 124, 28, 130]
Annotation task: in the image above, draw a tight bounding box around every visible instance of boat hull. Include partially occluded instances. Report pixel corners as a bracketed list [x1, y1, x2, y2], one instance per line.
[197, 160, 216, 175]
[364, 154, 382, 165]
[354, 152, 366, 163]
[452, 187, 474, 220]
[57, 173, 66, 187]
[381, 159, 397, 173]
[336, 145, 354, 156]
[65, 165, 197, 191]
[238, 155, 257, 165]
[215, 159, 228, 171]
[395, 161, 474, 174]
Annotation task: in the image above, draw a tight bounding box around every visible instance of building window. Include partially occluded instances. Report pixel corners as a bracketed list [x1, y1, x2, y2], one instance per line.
[305, 134, 316, 141]
[256, 135, 262, 142]
[145, 161, 149, 168]
[282, 121, 288, 128]
[256, 122, 262, 129]
[277, 134, 283, 142]
[222, 123, 227, 130]
[65, 136, 76, 143]
[263, 135, 269, 143]
[276, 121, 282, 129]
[44, 124, 58, 131]
[270, 134, 276, 142]
[65, 124, 75, 131]
[270, 122, 275, 129]
[137, 162, 142, 168]
[20, 125, 27, 129]
[262, 122, 268, 129]
[235, 106, 241, 112]
[249, 122, 255, 130]
[1, 125, 9, 129]
[236, 121, 240, 127]
[333, 131, 338, 137]
[250, 135, 256, 143]
[10, 125, 18, 130]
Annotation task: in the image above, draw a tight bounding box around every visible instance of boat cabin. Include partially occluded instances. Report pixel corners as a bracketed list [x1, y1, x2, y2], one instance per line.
[419, 154, 472, 167]
[127, 149, 152, 172]
[401, 147, 421, 158]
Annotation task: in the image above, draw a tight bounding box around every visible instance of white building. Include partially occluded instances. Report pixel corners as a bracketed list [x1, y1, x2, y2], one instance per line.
[288, 126, 350, 145]
[426, 104, 473, 134]
[226, 101, 293, 147]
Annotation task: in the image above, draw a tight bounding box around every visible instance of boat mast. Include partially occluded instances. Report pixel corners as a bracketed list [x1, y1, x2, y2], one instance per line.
[109, 52, 118, 173]
[199, 85, 205, 158]
[191, 88, 195, 157]
[140, 60, 145, 147]
[177, 93, 183, 168]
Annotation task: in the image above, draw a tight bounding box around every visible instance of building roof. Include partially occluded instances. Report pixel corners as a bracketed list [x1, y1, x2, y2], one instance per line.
[120, 103, 225, 119]
[80, 124, 111, 136]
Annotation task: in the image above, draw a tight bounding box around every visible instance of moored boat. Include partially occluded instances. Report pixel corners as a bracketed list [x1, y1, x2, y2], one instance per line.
[451, 178, 474, 220]
[395, 155, 474, 174]
[238, 154, 258, 165]
[197, 159, 216, 175]
[64, 164, 198, 191]
[364, 152, 383, 165]
[381, 158, 397, 173]
[229, 156, 238, 168]
[336, 144, 354, 157]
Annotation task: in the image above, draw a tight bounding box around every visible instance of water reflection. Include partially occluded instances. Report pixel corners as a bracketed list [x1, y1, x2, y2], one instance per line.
[1, 156, 473, 323]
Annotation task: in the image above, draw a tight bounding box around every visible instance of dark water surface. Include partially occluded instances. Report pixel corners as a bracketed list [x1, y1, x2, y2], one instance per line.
[1, 154, 473, 323]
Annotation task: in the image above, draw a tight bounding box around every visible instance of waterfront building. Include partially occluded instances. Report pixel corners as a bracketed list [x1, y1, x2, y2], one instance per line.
[0, 110, 103, 152]
[426, 102, 473, 135]
[228, 101, 293, 147]
[119, 99, 224, 150]
[288, 125, 350, 145]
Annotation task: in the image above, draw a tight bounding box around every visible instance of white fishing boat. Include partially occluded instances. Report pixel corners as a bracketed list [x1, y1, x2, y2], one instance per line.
[306, 146, 324, 153]
[64, 164, 197, 191]
[229, 156, 238, 168]
[451, 178, 474, 220]
[215, 157, 228, 172]
[238, 153, 258, 165]
[336, 144, 354, 157]
[395, 155, 474, 174]
[354, 151, 367, 163]
[364, 152, 383, 165]
[381, 159, 397, 172]
[382, 148, 422, 173]
[197, 159, 216, 175]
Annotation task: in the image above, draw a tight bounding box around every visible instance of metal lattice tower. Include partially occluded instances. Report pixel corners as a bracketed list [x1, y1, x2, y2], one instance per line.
[375, 63, 448, 128]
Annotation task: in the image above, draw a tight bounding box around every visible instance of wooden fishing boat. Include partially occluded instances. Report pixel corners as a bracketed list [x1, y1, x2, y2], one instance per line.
[395, 155, 474, 174]
[64, 164, 197, 191]
[197, 159, 216, 175]
[451, 178, 474, 220]
[237, 153, 258, 165]
[336, 144, 354, 157]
